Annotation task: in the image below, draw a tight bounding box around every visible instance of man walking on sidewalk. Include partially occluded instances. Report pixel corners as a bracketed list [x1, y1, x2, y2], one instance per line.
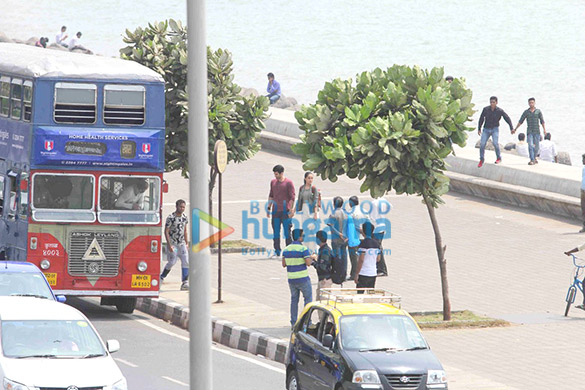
[477, 96, 514, 168]
[282, 229, 314, 328]
[160, 199, 190, 290]
[268, 164, 296, 256]
[513, 97, 546, 165]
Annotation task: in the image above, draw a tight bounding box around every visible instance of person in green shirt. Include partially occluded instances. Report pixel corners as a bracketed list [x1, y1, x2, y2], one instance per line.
[513, 97, 547, 165]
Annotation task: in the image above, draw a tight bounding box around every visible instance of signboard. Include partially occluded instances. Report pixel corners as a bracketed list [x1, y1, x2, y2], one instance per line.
[214, 140, 228, 174]
[32, 127, 164, 170]
[0, 121, 31, 164]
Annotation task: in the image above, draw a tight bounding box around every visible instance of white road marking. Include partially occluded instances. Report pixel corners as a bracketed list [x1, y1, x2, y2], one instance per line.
[162, 376, 189, 387]
[114, 358, 138, 368]
[133, 318, 285, 374]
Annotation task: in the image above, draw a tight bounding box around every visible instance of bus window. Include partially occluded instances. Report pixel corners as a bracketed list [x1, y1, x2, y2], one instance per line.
[54, 82, 96, 124]
[0, 176, 4, 216]
[10, 79, 22, 120]
[8, 175, 17, 218]
[104, 85, 145, 126]
[98, 176, 160, 224]
[0, 77, 10, 117]
[32, 174, 95, 223]
[23, 81, 32, 122]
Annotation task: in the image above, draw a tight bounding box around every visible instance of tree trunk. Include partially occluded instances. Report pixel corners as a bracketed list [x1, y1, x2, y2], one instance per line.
[423, 195, 451, 321]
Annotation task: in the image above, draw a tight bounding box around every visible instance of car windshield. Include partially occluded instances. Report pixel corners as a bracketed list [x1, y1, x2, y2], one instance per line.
[339, 315, 428, 351]
[1, 320, 106, 358]
[0, 272, 54, 300]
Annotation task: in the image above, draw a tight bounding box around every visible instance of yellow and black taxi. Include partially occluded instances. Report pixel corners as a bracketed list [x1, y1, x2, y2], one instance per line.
[286, 289, 447, 390]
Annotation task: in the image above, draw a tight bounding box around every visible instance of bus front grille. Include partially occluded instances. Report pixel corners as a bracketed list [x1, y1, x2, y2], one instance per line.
[68, 231, 121, 277]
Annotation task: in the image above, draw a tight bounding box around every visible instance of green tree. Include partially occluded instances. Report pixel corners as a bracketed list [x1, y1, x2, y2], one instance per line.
[292, 65, 474, 320]
[120, 19, 269, 201]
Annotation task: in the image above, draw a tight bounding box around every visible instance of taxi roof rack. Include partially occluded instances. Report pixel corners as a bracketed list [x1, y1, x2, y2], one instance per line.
[319, 288, 401, 308]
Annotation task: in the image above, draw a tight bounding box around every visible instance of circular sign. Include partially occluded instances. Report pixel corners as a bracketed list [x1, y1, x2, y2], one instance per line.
[214, 140, 228, 174]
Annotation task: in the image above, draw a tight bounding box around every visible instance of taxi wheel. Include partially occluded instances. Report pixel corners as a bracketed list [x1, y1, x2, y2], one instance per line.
[287, 369, 300, 390]
[116, 297, 137, 314]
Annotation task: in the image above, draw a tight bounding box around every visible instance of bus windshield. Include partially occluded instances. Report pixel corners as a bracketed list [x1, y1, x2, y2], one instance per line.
[32, 174, 95, 222]
[98, 176, 160, 224]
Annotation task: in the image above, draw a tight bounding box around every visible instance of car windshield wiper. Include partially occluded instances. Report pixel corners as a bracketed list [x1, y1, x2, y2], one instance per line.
[359, 347, 400, 352]
[10, 294, 50, 299]
[404, 346, 428, 351]
[82, 353, 105, 358]
[16, 354, 59, 359]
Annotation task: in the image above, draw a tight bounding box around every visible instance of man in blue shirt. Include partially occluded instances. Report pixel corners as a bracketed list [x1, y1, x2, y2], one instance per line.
[266, 72, 281, 104]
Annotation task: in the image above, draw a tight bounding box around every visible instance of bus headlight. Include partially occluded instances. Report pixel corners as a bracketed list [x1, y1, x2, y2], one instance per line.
[40, 259, 51, 270]
[137, 261, 148, 272]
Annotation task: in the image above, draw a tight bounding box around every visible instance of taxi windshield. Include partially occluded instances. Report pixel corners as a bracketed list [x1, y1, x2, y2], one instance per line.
[0, 272, 54, 300]
[1, 320, 106, 358]
[339, 314, 428, 351]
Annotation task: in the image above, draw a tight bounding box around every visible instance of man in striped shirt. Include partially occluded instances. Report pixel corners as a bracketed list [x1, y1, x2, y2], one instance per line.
[513, 97, 546, 165]
[282, 229, 316, 328]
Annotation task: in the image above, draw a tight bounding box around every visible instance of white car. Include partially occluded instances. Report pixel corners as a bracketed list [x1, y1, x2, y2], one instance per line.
[0, 297, 126, 390]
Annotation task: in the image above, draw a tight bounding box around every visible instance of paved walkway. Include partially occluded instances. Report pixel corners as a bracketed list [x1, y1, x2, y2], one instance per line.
[159, 149, 585, 389]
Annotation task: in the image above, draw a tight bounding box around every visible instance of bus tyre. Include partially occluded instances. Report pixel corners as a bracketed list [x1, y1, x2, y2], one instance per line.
[565, 287, 576, 317]
[116, 297, 137, 314]
[287, 369, 300, 390]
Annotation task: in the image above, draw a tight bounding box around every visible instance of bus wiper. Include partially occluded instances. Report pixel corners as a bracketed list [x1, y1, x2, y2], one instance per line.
[16, 354, 58, 359]
[82, 353, 105, 358]
[359, 347, 399, 352]
[10, 294, 49, 299]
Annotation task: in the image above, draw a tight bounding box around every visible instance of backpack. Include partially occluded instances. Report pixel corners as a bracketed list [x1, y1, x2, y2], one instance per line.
[331, 253, 345, 285]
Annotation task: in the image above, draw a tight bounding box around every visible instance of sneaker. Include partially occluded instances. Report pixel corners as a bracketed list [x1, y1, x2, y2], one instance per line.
[534, 159, 539, 164]
[495, 158, 501, 164]
[159, 277, 165, 284]
[377, 272, 388, 277]
[180, 281, 189, 291]
[478, 160, 484, 168]
[576, 304, 585, 311]
[528, 161, 535, 165]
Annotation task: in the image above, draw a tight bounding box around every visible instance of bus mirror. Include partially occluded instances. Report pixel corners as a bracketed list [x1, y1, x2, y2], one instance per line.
[20, 179, 28, 191]
[162, 182, 169, 193]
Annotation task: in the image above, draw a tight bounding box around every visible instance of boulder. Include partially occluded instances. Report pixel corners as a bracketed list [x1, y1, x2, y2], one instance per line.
[271, 95, 297, 109]
[557, 151, 572, 166]
[503, 142, 516, 151]
[0, 32, 14, 43]
[25, 37, 38, 46]
[474, 139, 502, 151]
[239, 87, 259, 97]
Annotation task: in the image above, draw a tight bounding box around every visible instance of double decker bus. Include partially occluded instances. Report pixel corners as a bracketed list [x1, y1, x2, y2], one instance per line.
[0, 43, 166, 313]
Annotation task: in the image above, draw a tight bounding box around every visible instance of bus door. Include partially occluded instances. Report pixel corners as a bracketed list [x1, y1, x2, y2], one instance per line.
[1, 168, 28, 260]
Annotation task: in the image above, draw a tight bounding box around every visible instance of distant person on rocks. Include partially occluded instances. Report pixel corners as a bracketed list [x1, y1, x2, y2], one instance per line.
[68, 32, 91, 53]
[354, 221, 381, 293]
[55, 26, 68, 47]
[514, 133, 529, 158]
[266, 72, 281, 104]
[35, 37, 49, 48]
[313, 230, 333, 300]
[282, 229, 314, 328]
[477, 96, 514, 168]
[538, 133, 557, 163]
[445, 75, 454, 83]
[267, 164, 295, 257]
[327, 196, 348, 282]
[160, 199, 190, 290]
[513, 97, 546, 166]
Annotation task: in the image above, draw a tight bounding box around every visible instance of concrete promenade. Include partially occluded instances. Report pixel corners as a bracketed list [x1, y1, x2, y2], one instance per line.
[148, 148, 585, 389]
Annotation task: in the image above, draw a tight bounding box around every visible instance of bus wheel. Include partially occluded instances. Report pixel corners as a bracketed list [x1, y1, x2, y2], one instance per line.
[115, 297, 137, 314]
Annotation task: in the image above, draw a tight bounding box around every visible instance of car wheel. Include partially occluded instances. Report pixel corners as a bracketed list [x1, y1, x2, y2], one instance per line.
[115, 297, 137, 313]
[287, 369, 301, 390]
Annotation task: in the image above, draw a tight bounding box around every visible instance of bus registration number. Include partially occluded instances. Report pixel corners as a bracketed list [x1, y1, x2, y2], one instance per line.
[131, 274, 151, 288]
[44, 273, 57, 286]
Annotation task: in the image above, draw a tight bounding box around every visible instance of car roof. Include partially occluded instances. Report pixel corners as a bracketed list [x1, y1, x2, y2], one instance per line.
[309, 301, 406, 318]
[0, 261, 42, 273]
[0, 297, 83, 321]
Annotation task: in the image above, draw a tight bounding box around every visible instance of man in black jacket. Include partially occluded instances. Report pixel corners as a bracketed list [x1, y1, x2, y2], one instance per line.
[313, 230, 333, 300]
[477, 96, 514, 168]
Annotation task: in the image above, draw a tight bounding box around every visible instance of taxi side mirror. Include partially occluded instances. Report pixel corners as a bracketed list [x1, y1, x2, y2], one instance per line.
[323, 334, 334, 349]
[107, 339, 120, 354]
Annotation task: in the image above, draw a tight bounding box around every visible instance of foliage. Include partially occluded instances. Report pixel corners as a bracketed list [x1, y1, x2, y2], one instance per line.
[120, 19, 269, 179]
[292, 65, 474, 207]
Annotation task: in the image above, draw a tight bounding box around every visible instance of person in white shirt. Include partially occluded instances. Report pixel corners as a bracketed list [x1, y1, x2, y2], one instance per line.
[68, 32, 83, 50]
[538, 133, 558, 163]
[55, 26, 68, 47]
[115, 179, 148, 210]
[515, 133, 529, 158]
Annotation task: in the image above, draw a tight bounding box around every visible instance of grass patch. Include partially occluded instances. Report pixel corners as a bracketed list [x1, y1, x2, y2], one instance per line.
[215, 239, 260, 249]
[411, 310, 509, 330]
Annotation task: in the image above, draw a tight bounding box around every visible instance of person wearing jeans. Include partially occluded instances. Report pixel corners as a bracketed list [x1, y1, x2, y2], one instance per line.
[282, 229, 315, 328]
[268, 164, 295, 256]
[513, 97, 546, 165]
[161, 199, 190, 290]
[477, 96, 514, 168]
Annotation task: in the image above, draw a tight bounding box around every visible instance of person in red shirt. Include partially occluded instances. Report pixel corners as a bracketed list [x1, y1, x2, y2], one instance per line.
[267, 165, 295, 256]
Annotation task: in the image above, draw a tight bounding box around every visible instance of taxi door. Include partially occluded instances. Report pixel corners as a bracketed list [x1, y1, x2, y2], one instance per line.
[310, 312, 343, 389]
[293, 307, 328, 389]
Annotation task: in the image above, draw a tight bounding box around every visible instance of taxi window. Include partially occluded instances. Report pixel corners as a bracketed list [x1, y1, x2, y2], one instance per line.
[302, 308, 325, 340]
[322, 314, 336, 341]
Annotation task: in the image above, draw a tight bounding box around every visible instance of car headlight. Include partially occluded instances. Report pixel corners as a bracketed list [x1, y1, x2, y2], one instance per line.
[427, 370, 447, 388]
[3, 378, 34, 390]
[105, 378, 128, 390]
[137, 261, 148, 272]
[352, 370, 381, 386]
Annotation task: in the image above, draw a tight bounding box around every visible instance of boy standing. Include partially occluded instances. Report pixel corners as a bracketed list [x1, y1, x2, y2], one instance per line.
[161, 199, 190, 290]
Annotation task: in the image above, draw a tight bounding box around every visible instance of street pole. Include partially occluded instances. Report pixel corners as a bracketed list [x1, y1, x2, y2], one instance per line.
[187, 0, 211, 389]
